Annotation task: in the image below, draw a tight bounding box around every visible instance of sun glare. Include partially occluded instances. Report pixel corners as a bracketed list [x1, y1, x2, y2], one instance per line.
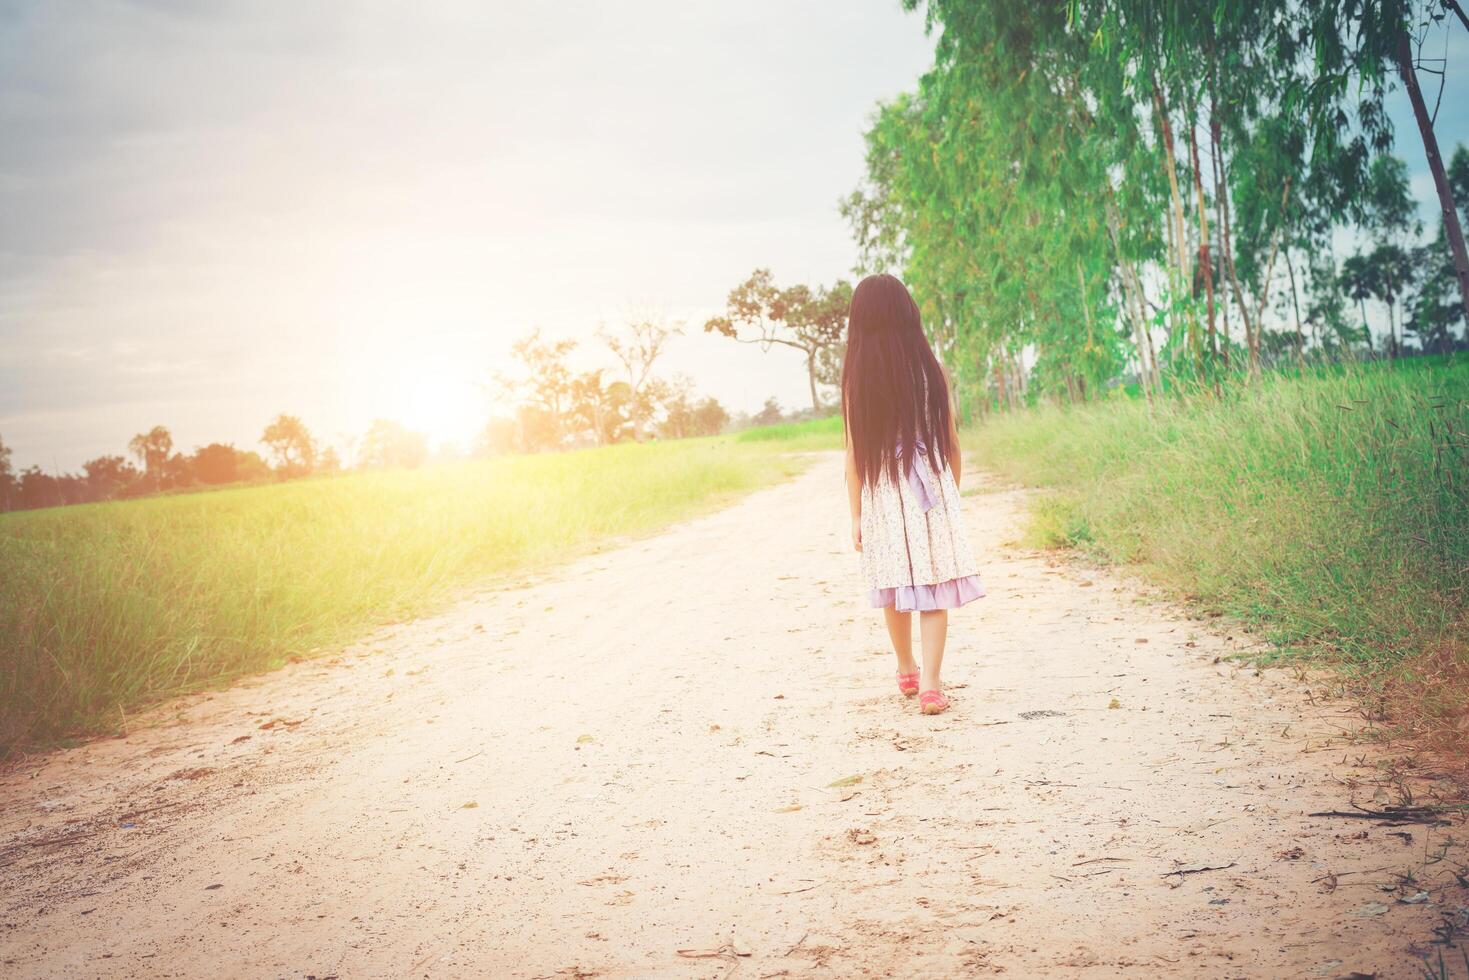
[344, 345, 494, 456]
[396, 376, 483, 452]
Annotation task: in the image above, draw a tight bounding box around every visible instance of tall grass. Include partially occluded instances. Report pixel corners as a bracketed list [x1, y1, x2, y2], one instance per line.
[0, 436, 809, 753]
[734, 414, 843, 450]
[967, 361, 1468, 681]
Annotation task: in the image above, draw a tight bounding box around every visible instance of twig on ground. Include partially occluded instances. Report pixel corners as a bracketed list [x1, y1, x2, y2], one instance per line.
[1161, 861, 1237, 879]
[774, 880, 825, 896]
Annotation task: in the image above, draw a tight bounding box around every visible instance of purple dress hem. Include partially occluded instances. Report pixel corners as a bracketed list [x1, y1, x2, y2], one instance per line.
[868, 574, 985, 613]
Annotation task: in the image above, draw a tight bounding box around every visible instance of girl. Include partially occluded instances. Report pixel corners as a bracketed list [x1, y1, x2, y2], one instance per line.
[842, 274, 984, 715]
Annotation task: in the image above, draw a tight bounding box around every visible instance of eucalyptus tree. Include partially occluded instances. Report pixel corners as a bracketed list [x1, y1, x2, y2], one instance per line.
[845, 0, 1466, 406]
[846, 1, 1129, 409]
[1409, 143, 1469, 348]
[1340, 252, 1381, 346]
[1356, 155, 1422, 354]
[1301, 0, 1469, 323]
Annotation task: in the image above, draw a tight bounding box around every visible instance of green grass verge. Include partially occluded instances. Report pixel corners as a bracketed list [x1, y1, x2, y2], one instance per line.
[734, 414, 843, 450]
[965, 359, 1468, 675]
[0, 436, 813, 753]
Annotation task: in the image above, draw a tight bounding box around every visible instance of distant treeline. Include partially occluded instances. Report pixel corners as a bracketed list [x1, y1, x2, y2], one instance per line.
[0, 316, 824, 514]
[0, 415, 403, 513]
[484, 317, 727, 455]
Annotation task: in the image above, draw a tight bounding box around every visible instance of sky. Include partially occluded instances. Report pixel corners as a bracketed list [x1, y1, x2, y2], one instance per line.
[1, 4, 1467, 472]
[0, 0, 937, 470]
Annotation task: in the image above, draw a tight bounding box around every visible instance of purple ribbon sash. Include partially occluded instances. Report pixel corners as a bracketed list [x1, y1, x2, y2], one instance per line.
[896, 439, 937, 513]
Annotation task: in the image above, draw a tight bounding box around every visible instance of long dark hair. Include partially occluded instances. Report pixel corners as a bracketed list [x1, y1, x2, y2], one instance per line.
[840, 273, 954, 490]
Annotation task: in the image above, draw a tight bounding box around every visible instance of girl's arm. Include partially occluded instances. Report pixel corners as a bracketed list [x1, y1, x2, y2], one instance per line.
[845, 440, 862, 552]
[949, 406, 963, 490]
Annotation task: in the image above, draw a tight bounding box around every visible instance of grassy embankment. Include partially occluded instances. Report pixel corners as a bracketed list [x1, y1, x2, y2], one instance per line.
[966, 358, 1469, 750]
[1, 430, 839, 754]
[733, 413, 843, 449]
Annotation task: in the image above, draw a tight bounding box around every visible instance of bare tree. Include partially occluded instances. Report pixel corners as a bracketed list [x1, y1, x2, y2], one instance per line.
[496, 329, 579, 451]
[599, 314, 682, 441]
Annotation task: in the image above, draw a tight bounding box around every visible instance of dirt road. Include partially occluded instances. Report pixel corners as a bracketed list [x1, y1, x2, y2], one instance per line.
[2, 455, 1465, 978]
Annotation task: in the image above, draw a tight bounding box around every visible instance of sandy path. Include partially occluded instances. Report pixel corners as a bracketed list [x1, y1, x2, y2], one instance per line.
[2, 455, 1466, 979]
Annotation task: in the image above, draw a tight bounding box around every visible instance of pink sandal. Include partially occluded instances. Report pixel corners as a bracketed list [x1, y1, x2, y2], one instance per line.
[895, 671, 920, 697]
[919, 690, 950, 715]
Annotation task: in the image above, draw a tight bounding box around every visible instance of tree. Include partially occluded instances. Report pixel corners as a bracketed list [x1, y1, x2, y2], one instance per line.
[1408, 234, 1469, 351]
[691, 397, 729, 436]
[1356, 155, 1421, 356]
[192, 443, 240, 485]
[1340, 253, 1380, 349]
[83, 455, 139, 499]
[234, 450, 272, 482]
[658, 379, 697, 440]
[600, 315, 681, 441]
[127, 426, 173, 490]
[160, 452, 195, 490]
[475, 417, 518, 457]
[498, 329, 578, 451]
[358, 419, 428, 469]
[1366, 155, 1419, 240]
[1368, 243, 1416, 355]
[0, 434, 12, 511]
[654, 376, 723, 440]
[567, 369, 631, 446]
[514, 404, 561, 453]
[261, 414, 317, 476]
[841, 0, 1466, 403]
[16, 466, 60, 510]
[1386, 6, 1469, 328]
[1451, 142, 1469, 224]
[1306, 252, 1359, 351]
[1408, 142, 1469, 349]
[753, 396, 783, 427]
[705, 269, 852, 413]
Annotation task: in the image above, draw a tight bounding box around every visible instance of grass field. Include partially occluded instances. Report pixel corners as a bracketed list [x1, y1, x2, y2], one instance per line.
[966, 358, 1469, 746]
[734, 413, 843, 449]
[0, 435, 817, 754]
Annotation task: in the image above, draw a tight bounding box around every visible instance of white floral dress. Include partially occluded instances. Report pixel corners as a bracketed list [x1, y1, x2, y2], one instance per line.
[859, 444, 984, 612]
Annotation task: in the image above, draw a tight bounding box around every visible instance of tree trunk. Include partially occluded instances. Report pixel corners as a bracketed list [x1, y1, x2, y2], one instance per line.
[1394, 31, 1469, 327]
[1214, 130, 1259, 378]
[1210, 109, 1257, 373]
[1209, 97, 1232, 367]
[1250, 178, 1291, 363]
[1105, 201, 1154, 402]
[1153, 83, 1196, 361]
[805, 352, 820, 414]
[1076, 259, 1097, 396]
[1285, 248, 1306, 369]
[1386, 296, 1398, 359]
[1187, 108, 1217, 367]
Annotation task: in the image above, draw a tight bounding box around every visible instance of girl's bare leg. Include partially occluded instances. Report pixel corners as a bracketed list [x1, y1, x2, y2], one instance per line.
[919, 609, 947, 692]
[883, 606, 918, 675]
